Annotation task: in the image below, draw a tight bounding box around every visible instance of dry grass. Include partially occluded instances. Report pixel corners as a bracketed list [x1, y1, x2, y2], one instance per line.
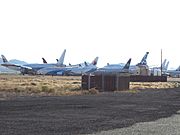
[0, 74, 82, 97]
[0, 75, 180, 98]
[82, 88, 99, 95]
[130, 82, 180, 90]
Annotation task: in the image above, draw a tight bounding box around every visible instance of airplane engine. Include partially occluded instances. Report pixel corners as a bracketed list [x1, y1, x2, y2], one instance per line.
[20, 68, 36, 75]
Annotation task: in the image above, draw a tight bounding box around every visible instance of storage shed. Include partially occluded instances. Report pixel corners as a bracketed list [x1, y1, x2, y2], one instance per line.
[82, 73, 130, 91]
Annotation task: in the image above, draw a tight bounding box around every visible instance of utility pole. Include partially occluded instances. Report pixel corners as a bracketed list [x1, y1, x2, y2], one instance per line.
[161, 49, 162, 77]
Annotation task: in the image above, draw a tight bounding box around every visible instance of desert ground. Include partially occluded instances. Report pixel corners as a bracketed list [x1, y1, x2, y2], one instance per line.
[0, 74, 180, 99]
[0, 74, 82, 99]
[0, 74, 180, 135]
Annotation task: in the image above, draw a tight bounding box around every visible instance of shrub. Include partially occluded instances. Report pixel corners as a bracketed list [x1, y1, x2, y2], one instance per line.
[41, 85, 55, 93]
[88, 88, 99, 95]
[41, 85, 49, 92]
[31, 82, 36, 86]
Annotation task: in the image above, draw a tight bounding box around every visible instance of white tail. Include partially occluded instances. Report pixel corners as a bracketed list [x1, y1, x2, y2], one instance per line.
[164, 61, 169, 70]
[57, 49, 66, 66]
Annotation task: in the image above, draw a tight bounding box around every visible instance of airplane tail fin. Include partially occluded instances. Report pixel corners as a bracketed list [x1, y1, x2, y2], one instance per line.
[84, 61, 88, 66]
[122, 58, 131, 71]
[1, 55, 9, 63]
[164, 61, 169, 70]
[176, 66, 180, 71]
[91, 57, 99, 66]
[162, 59, 167, 69]
[137, 52, 149, 65]
[57, 49, 66, 66]
[42, 58, 47, 64]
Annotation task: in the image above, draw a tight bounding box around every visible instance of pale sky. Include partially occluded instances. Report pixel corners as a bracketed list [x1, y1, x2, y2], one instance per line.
[0, 0, 180, 69]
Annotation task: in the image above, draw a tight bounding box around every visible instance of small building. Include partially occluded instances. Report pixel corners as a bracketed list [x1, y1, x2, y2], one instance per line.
[82, 72, 130, 92]
[137, 65, 150, 76]
[151, 68, 162, 76]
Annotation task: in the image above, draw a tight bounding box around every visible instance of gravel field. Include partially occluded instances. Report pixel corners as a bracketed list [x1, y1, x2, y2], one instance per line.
[1, 87, 180, 135]
[89, 110, 180, 135]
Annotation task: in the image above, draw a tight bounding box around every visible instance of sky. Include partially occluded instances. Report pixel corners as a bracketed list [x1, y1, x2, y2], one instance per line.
[0, 0, 180, 69]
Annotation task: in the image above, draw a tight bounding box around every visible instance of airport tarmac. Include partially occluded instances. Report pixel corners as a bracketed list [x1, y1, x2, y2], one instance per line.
[0, 88, 180, 135]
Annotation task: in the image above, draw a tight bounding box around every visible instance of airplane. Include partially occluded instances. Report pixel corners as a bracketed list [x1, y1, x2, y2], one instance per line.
[1, 55, 33, 73]
[150, 59, 169, 76]
[45, 59, 83, 67]
[136, 52, 149, 66]
[67, 57, 98, 68]
[152, 59, 169, 70]
[42, 53, 83, 67]
[176, 66, 180, 71]
[100, 52, 149, 75]
[92, 58, 131, 74]
[42, 57, 65, 65]
[25, 49, 66, 70]
[1, 49, 66, 75]
[56, 49, 66, 67]
[104, 52, 149, 67]
[167, 65, 180, 77]
[36, 57, 99, 76]
[66, 57, 99, 75]
[63, 56, 99, 68]
[128, 52, 150, 75]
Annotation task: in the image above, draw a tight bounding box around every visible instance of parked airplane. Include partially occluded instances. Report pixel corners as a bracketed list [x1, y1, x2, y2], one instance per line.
[150, 59, 169, 76]
[167, 65, 180, 77]
[37, 57, 99, 76]
[136, 52, 149, 66]
[105, 52, 149, 67]
[66, 57, 99, 75]
[1, 55, 33, 72]
[40, 49, 66, 66]
[176, 66, 180, 71]
[101, 52, 149, 75]
[93, 58, 131, 74]
[1, 49, 66, 74]
[153, 59, 169, 70]
[42, 54, 83, 68]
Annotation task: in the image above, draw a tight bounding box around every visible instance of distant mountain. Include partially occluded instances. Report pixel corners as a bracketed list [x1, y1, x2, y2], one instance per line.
[0, 58, 2, 63]
[0, 58, 28, 65]
[9, 59, 28, 65]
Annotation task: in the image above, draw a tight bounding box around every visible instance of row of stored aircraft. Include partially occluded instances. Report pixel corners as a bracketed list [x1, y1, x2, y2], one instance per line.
[149, 58, 180, 77]
[0, 50, 179, 77]
[1, 49, 67, 75]
[0, 49, 99, 75]
[0, 50, 148, 75]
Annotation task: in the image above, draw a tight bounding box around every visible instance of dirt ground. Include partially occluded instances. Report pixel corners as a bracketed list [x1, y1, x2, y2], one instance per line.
[0, 87, 180, 135]
[0, 75, 180, 134]
[0, 75, 180, 99]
